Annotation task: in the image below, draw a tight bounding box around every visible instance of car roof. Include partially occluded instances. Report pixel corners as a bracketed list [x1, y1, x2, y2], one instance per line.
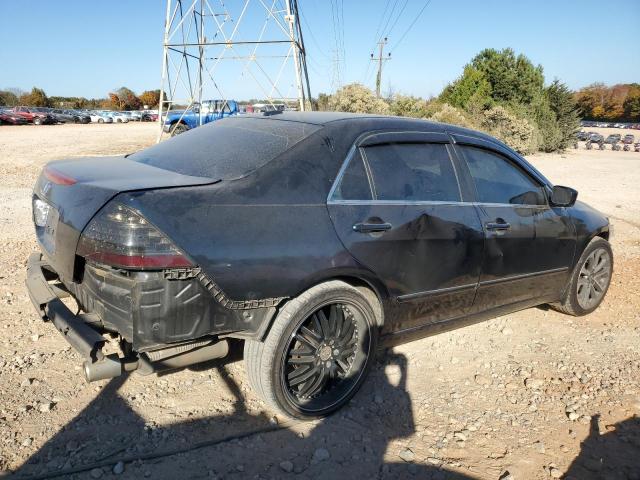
[240, 111, 497, 140]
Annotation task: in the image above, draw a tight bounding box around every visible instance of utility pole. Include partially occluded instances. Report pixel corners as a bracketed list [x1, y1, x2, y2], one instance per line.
[371, 37, 391, 98]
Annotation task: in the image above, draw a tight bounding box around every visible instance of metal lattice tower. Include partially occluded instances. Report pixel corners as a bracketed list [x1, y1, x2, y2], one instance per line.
[158, 0, 312, 138]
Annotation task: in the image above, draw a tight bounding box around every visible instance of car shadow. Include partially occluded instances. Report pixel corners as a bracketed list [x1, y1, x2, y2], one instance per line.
[563, 414, 640, 480]
[11, 348, 476, 479]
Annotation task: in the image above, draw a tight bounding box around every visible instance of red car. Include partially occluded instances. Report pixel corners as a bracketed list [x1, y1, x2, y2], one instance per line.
[10, 106, 56, 125]
[0, 109, 29, 125]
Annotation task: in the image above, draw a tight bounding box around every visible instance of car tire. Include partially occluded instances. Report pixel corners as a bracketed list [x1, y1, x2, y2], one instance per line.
[244, 280, 380, 420]
[33, 117, 42, 125]
[551, 237, 613, 316]
[98, 118, 103, 123]
[171, 123, 189, 136]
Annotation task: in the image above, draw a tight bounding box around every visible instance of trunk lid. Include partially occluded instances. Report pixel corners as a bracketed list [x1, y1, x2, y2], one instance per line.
[34, 156, 217, 281]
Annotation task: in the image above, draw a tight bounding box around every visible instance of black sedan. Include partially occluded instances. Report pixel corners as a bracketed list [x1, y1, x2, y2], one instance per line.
[27, 113, 613, 419]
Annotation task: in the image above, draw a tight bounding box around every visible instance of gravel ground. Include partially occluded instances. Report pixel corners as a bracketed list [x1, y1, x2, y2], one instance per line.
[0, 123, 638, 480]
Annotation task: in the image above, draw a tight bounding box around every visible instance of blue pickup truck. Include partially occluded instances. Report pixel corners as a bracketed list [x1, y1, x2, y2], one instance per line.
[163, 99, 238, 136]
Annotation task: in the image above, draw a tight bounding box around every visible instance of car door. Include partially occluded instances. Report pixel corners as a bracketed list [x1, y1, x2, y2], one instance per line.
[327, 132, 484, 333]
[452, 136, 574, 311]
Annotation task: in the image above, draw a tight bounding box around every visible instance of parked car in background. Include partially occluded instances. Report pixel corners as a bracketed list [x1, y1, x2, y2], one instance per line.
[141, 110, 158, 122]
[27, 112, 613, 420]
[576, 131, 589, 141]
[88, 111, 113, 123]
[10, 106, 56, 125]
[65, 109, 90, 124]
[107, 111, 129, 123]
[123, 111, 142, 121]
[163, 99, 238, 135]
[589, 133, 604, 143]
[48, 109, 81, 124]
[622, 134, 635, 144]
[0, 108, 29, 125]
[604, 134, 621, 144]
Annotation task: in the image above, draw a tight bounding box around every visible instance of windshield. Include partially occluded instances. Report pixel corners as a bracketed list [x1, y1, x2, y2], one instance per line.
[129, 117, 321, 180]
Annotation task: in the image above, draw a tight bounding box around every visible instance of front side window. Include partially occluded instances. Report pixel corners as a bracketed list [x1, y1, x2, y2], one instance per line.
[362, 143, 460, 202]
[461, 146, 546, 206]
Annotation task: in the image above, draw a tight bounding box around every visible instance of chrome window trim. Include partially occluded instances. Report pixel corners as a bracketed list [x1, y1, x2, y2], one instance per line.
[327, 199, 550, 209]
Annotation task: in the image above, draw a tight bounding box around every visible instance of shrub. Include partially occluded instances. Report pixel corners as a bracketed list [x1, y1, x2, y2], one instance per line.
[389, 94, 429, 118]
[328, 83, 389, 114]
[428, 103, 476, 129]
[481, 106, 537, 154]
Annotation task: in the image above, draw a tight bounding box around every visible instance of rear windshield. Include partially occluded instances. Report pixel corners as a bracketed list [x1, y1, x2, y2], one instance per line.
[129, 117, 321, 179]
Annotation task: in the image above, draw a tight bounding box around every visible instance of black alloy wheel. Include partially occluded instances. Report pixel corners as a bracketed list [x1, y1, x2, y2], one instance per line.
[244, 280, 379, 419]
[282, 303, 362, 409]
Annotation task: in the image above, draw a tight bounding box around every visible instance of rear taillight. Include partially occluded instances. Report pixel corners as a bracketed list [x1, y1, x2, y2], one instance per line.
[77, 203, 193, 269]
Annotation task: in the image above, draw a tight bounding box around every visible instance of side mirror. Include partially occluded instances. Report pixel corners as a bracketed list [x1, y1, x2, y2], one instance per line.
[550, 185, 578, 207]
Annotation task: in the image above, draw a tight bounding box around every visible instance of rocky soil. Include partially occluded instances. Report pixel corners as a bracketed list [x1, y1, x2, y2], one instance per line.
[0, 123, 638, 479]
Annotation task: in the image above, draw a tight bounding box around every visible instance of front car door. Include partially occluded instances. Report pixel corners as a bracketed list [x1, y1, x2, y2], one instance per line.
[327, 132, 484, 334]
[452, 135, 575, 312]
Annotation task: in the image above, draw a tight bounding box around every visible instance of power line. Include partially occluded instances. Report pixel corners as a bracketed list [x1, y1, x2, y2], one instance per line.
[385, 0, 410, 37]
[389, 0, 433, 54]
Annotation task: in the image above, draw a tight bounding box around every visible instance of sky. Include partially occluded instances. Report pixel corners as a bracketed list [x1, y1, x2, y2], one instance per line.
[0, 0, 638, 101]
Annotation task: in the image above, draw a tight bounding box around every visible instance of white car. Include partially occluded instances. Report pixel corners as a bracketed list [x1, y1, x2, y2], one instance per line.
[104, 111, 129, 123]
[124, 111, 142, 121]
[89, 112, 113, 123]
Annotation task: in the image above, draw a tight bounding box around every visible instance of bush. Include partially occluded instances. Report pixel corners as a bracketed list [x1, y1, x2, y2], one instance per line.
[328, 83, 389, 114]
[427, 103, 476, 129]
[389, 94, 429, 118]
[481, 106, 537, 154]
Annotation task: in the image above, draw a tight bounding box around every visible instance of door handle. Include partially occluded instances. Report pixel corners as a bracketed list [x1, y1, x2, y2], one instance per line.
[353, 222, 392, 233]
[485, 221, 511, 231]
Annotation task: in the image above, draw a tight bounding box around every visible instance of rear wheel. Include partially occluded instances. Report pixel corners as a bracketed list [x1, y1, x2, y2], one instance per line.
[244, 281, 379, 420]
[551, 237, 613, 316]
[98, 118, 104, 123]
[33, 117, 42, 125]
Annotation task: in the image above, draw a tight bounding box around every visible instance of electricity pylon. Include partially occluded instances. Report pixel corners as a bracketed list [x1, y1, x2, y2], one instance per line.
[158, 0, 312, 139]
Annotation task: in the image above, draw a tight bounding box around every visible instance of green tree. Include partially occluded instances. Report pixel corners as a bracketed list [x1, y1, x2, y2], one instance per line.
[471, 48, 544, 105]
[19, 87, 50, 107]
[314, 93, 331, 111]
[546, 79, 580, 149]
[439, 65, 492, 113]
[622, 84, 640, 121]
[328, 83, 389, 114]
[0, 90, 19, 106]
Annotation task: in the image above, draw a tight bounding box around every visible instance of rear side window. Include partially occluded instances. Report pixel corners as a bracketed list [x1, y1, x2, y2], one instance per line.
[460, 146, 546, 206]
[130, 117, 320, 179]
[333, 150, 372, 200]
[362, 143, 460, 202]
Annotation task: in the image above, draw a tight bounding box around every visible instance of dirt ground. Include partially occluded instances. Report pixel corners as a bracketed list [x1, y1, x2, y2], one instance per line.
[0, 123, 638, 480]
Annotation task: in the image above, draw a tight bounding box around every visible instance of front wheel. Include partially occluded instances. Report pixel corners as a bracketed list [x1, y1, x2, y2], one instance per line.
[171, 123, 189, 136]
[33, 117, 43, 125]
[551, 237, 613, 316]
[244, 281, 379, 420]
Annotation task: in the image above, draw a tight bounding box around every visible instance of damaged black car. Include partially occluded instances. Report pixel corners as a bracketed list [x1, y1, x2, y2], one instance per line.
[27, 112, 613, 419]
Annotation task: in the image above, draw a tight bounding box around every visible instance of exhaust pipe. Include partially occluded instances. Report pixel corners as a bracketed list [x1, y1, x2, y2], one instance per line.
[83, 339, 229, 382]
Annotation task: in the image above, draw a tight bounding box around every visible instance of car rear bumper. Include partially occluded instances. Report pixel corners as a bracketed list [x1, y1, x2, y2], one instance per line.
[26, 252, 231, 381]
[26, 252, 106, 361]
[27, 251, 277, 353]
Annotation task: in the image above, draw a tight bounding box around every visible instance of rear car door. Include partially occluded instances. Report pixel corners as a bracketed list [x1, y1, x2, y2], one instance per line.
[452, 137, 574, 311]
[327, 132, 484, 333]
